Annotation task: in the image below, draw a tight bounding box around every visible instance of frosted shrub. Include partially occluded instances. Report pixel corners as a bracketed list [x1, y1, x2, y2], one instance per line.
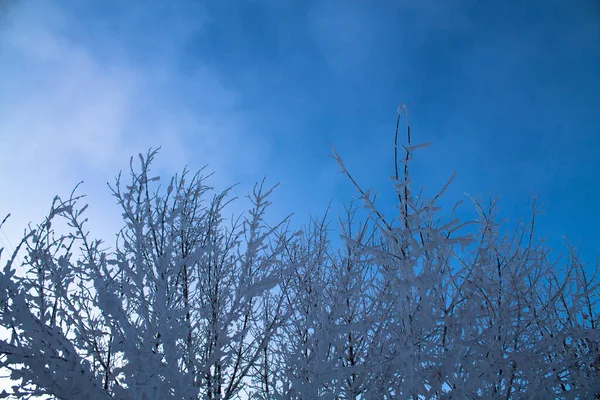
[1, 111, 598, 399]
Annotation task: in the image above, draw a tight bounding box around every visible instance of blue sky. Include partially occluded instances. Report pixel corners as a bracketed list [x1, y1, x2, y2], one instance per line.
[0, 0, 599, 264]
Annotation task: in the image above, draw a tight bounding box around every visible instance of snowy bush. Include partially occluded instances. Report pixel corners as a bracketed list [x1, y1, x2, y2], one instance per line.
[1, 110, 598, 399]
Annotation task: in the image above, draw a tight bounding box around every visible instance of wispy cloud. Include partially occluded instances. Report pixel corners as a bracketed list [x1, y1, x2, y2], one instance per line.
[0, 0, 263, 246]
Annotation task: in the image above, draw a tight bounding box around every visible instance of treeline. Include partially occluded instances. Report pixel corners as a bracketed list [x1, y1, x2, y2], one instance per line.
[1, 113, 598, 399]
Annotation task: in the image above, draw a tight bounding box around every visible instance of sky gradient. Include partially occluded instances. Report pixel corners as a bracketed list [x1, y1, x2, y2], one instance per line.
[1, 0, 599, 264]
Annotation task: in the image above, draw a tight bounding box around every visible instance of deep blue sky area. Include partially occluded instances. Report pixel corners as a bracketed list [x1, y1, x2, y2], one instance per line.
[0, 0, 599, 264]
